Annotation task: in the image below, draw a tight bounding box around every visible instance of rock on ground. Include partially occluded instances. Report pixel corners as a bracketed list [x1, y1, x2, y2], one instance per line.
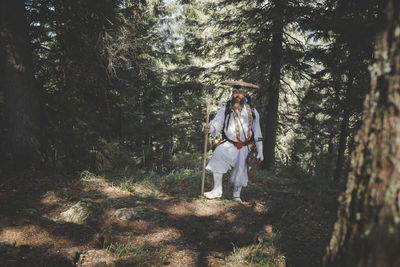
[59, 200, 95, 224]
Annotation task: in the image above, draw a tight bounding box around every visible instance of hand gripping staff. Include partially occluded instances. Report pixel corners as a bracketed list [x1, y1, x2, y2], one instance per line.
[201, 93, 210, 195]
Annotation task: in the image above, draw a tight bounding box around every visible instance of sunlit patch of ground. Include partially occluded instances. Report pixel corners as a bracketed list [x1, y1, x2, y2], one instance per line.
[167, 248, 198, 266]
[0, 169, 339, 266]
[79, 249, 117, 266]
[158, 197, 238, 218]
[0, 227, 26, 244]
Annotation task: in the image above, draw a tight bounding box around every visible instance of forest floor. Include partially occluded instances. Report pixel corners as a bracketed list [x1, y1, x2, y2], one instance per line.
[0, 167, 341, 267]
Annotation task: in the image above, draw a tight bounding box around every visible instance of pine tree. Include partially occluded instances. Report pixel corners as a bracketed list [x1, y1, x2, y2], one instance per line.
[292, 0, 378, 177]
[0, 0, 41, 169]
[262, 0, 286, 169]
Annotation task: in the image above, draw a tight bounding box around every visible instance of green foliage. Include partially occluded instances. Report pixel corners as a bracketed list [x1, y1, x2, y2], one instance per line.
[105, 165, 205, 199]
[290, 0, 378, 177]
[89, 139, 137, 173]
[0, 0, 380, 182]
[246, 239, 286, 266]
[226, 232, 286, 267]
[80, 170, 98, 180]
[22, 0, 176, 172]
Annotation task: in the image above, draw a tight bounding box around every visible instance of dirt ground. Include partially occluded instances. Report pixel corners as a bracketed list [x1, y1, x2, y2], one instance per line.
[0, 170, 338, 266]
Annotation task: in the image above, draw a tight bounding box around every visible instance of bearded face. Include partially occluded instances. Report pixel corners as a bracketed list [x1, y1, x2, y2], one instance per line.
[232, 89, 246, 110]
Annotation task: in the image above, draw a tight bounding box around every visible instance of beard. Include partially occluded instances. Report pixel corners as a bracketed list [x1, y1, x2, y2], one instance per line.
[232, 96, 245, 110]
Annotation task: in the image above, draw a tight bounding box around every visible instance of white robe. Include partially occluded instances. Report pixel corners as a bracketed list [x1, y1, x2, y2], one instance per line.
[206, 105, 263, 187]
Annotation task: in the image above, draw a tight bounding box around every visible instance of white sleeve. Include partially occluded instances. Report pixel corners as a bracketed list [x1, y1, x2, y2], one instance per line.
[252, 108, 263, 141]
[208, 106, 226, 138]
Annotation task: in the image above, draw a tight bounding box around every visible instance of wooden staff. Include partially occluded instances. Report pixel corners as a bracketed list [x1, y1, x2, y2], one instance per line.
[201, 93, 211, 195]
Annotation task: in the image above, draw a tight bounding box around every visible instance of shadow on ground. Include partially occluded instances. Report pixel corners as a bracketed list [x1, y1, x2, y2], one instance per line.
[0, 170, 338, 266]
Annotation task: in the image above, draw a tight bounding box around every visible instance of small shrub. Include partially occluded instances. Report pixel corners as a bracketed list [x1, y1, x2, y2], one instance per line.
[90, 139, 137, 174]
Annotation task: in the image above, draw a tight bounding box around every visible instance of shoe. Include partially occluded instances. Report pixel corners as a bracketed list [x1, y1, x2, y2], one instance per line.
[233, 197, 243, 203]
[233, 186, 242, 202]
[203, 191, 222, 199]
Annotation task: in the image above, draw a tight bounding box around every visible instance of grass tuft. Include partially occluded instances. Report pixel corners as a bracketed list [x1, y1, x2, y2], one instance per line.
[225, 230, 286, 267]
[106, 241, 168, 266]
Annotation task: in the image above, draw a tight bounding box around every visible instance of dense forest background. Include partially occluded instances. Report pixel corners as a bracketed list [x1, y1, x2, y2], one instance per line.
[1, 0, 400, 266]
[0, 0, 378, 178]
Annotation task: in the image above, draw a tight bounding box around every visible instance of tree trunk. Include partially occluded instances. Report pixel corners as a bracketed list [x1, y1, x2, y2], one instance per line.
[262, 0, 285, 170]
[333, 110, 349, 180]
[0, 0, 41, 168]
[324, 1, 400, 266]
[324, 132, 335, 180]
[333, 72, 353, 182]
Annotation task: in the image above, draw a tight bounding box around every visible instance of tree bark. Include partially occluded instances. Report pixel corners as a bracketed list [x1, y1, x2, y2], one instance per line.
[324, 1, 400, 266]
[0, 0, 41, 168]
[262, 0, 285, 170]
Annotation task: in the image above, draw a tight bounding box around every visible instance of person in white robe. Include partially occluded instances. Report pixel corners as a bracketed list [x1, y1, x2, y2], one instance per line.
[202, 84, 264, 202]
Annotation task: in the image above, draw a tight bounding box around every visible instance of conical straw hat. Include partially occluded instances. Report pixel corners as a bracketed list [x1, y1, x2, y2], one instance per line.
[221, 80, 259, 89]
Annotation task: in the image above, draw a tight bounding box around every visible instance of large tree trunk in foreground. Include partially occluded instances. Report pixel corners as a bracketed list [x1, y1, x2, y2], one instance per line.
[0, 0, 40, 168]
[324, 1, 400, 266]
[262, 0, 285, 170]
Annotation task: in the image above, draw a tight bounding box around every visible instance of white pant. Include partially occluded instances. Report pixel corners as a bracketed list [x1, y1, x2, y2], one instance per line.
[206, 142, 250, 187]
[207, 172, 242, 198]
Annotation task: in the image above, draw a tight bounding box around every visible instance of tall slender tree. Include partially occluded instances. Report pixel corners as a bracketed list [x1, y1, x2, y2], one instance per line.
[262, 0, 286, 169]
[292, 0, 377, 177]
[324, 0, 400, 265]
[0, 0, 41, 168]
